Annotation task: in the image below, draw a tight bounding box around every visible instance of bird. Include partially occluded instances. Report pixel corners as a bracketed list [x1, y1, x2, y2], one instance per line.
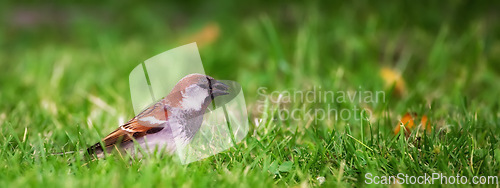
[86, 73, 229, 158]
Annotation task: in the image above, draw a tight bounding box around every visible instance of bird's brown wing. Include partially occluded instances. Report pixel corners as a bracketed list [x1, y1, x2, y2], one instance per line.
[87, 101, 170, 154]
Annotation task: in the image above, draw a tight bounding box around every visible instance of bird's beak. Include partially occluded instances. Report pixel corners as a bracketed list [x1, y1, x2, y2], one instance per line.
[211, 80, 230, 97]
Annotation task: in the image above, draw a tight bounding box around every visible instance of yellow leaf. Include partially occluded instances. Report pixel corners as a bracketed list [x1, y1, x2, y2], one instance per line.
[380, 67, 406, 97]
[184, 22, 220, 47]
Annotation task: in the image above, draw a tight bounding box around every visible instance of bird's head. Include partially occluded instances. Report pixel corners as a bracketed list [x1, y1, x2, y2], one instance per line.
[167, 74, 229, 113]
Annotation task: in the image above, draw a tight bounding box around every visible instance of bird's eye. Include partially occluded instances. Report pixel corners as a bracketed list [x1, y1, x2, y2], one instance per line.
[206, 77, 214, 94]
[198, 77, 211, 90]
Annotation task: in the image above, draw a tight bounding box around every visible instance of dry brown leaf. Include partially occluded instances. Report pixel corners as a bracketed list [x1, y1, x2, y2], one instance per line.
[394, 112, 431, 135]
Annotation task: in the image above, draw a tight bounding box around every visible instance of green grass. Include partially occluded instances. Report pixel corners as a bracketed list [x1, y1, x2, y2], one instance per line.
[1, 1, 499, 187]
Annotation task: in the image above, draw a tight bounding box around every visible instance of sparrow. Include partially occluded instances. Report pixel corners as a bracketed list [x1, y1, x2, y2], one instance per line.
[87, 73, 229, 158]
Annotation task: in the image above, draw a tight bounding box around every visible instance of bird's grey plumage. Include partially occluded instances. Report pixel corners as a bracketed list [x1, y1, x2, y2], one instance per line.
[87, 74, 229, 158]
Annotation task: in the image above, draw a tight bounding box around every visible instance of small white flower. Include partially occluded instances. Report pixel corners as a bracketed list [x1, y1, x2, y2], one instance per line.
[316, 176, 325, 185]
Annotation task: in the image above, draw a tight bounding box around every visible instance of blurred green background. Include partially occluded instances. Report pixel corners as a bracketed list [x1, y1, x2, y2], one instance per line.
[1, 0, 499, 187]
[1, 1, 499, 103]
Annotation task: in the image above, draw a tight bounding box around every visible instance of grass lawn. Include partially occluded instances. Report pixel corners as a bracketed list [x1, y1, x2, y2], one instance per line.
[1, 1, 499, 187]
